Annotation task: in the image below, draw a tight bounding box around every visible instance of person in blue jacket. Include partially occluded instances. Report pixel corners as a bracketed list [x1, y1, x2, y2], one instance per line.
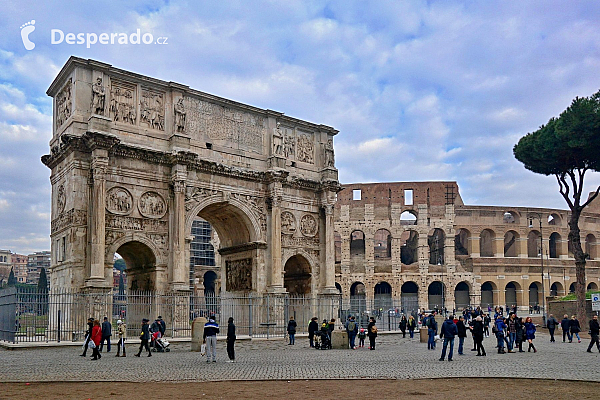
[524, 316, 537, 353]
[494, 316, 507, 354]
[439, 315, 458, 361]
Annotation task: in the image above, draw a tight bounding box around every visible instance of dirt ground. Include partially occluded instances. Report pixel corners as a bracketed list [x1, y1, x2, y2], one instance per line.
[1, 378, 599, 400]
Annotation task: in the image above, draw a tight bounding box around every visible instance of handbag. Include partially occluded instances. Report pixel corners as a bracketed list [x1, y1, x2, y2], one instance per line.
[200, 343, 206, 356]
[88, 341, 96, 349]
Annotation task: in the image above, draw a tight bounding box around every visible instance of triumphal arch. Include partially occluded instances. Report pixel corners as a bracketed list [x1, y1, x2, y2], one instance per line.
[42, 57, 340, 299]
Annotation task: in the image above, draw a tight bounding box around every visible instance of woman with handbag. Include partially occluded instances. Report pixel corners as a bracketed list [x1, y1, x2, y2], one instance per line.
[399, 315, 407, 338]
[90, 319, 102, 360]
[407, 315, 416, 339]
[367, 317, 377, 350]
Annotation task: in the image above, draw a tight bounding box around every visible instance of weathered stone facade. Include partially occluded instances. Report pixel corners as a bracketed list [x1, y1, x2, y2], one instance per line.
[334, 182, 600, 313]
[42, 57, 340, 297]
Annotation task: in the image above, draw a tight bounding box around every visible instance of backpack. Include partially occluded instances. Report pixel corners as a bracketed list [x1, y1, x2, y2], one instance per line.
[371, 325, 378, 334]
[347, 321, 356, 332]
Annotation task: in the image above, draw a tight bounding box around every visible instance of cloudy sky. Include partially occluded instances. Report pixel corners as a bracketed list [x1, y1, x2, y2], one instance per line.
[1, 0, 600, 254]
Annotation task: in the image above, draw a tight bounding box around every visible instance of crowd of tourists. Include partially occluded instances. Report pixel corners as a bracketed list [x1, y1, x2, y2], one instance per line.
[77, 307, 599, 363]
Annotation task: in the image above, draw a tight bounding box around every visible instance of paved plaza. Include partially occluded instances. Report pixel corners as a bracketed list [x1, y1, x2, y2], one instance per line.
[2, 332, 599, 383]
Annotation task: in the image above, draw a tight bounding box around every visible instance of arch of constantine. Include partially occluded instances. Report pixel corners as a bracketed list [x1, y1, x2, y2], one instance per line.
[42, 57, 340, 299]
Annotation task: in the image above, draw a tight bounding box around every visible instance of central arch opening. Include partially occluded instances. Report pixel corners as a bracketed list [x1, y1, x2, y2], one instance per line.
[428, 281, 444, 310]
[284, 255, 312, 295]
[116, 240, 157, 291]
[401, 281, 419, 315]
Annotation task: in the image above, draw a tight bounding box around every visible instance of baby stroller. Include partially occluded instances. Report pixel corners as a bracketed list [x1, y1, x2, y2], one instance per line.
[151, 331, 171, 352]
[314, 330, 331, 350]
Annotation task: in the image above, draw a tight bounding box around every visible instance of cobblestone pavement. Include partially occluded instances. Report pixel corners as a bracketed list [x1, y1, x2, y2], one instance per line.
[2, 333, 599, 382]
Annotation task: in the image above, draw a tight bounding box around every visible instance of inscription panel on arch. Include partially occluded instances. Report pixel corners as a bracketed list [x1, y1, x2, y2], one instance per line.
[184, 97, 265, 153]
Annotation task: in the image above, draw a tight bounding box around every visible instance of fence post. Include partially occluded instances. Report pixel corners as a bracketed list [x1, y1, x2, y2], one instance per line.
[57, 309, 61, 343]
[248, 294, 253, 337]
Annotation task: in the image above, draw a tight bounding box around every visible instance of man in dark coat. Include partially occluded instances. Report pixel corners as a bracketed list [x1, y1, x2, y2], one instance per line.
[80, 317, 94, 357]
[472, 316, 486, 356]
[135, 318, 152, 357]
[456, 316, 468, 355]
[308, 317, 318, 348]
[227, 317, 236, 362]
[561, 314, 571, 342]
[99, 316, 112, 352]
[439, 315, 458, 361]
[587, 315, 600, 353]
[546, 314, 558, 342]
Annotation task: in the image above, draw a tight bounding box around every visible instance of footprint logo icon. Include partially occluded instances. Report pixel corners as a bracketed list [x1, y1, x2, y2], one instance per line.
[20, 20, 36, 50]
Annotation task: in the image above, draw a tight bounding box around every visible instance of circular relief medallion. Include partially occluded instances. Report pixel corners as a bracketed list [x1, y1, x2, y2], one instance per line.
[57, 184, 66, 214]
[300, 214, 318, 237]
[106, 187, 133, 215]
[138, 191, 167, 219]
[281, 211, 296, 234]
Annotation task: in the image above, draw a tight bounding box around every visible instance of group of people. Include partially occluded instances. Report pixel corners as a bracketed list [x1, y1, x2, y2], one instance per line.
[79, 316, 166, 360]
[493, 314, 537, 354]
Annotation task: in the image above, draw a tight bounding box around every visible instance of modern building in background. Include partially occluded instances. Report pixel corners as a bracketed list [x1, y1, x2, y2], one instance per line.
[189, 218, 217, 295]
[0, 250, 50, 287]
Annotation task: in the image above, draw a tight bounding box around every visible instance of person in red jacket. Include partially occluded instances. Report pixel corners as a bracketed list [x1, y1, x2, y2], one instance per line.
[91, 319, 102, 360]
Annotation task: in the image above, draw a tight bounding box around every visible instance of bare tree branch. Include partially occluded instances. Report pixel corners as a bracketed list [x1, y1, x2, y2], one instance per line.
[557, 173, 574, 210]
[581, 185, 600, 209]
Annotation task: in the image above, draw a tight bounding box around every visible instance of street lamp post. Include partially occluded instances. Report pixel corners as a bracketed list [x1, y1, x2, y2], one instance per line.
[528, 212, 546, 324]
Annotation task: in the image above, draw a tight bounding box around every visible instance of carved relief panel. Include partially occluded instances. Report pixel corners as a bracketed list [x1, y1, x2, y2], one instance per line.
[183, 97, 265, 153]
[296, 131, 314, 164]
[138, 191, 167, 219]
[300, 214, 318, 237]
[106, 187, 133, 215]
[281, 211, 296, 234]
[56, 78, 72, 129]
[56, 184, 66, 215]
[226, 258, 252, 292]
[140, 87, 165, 131]
[109, 80, 137, 125]
[282, 126, 295, 159]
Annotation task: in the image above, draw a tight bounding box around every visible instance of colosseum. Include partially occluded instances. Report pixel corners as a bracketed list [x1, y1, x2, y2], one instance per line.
[332, 181, 600, 315]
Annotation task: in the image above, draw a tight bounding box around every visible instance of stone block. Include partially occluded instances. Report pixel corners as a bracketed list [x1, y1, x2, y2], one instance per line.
[331, 330, 349, 349]
[419, 327, 428, 343]
[190, 317, 207, 352]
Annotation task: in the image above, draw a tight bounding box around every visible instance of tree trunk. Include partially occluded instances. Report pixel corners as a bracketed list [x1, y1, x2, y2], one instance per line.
[568, 210, 587, 327]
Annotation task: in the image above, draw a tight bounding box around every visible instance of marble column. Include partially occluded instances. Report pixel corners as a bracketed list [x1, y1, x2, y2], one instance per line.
[87, 150, 108, 287]
[268, 185, 285, 292]
[322, 203, 338, 293]
[170, 177, 188, 291]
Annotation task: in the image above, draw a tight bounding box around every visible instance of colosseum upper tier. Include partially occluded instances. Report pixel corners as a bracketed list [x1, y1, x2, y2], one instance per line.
[333, 181, 600, 313]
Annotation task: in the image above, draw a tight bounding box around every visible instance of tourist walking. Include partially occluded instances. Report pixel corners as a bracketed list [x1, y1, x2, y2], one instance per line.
[287, 316, 297, 345]
[515, 317, 525, 352]
[99, 316, 112, 352]
[587, 315, 600, 353]
[426, 313, 438, 350]
[546, 314, 558, 342]
[80, 317, 94, 357]
[569, 316, 581, 343]
[203, 316, 219, 363]
[308, 317, 318, 348]
[407, 315, 416, 339]
[472, 316, 486, 356]
[345, 316, 358, 349]
[494, 316, 507, 354]
[135, 318, 152, 357]
[524, 316, 537, 352]
[227, 317, 236, 362]
[367, 317, 378, 350]
[90, 319, 102, 360]
[439, 315, 458, 361]
[456, 316, 467, 355]
[399, 315, 407, 338]
[483, 314, 491, 337]
[115, 319, 126, 357]
[561, 314, 571, 342]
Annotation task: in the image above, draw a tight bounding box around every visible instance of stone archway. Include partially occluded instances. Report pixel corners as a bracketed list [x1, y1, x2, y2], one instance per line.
[115, 240, 158, 291]
[43, 58, 340, 297]
[283, 254, 312, 295]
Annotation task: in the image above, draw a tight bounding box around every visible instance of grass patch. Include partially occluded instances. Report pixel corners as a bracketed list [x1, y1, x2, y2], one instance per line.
[560, 291, 595, 301]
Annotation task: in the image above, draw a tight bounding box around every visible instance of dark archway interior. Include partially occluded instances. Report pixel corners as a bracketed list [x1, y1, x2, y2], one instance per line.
[116, 241, 156, 291]
[284, 255, 311, 295]
[197, 202, 253, 248]
[204, 270, 217, 295]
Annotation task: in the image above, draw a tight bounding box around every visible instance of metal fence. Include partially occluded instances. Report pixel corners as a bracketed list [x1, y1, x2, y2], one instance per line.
[0, 286, 433, 344]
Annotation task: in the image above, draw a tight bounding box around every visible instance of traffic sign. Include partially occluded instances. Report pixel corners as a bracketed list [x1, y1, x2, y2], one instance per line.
[592, 292, 600, 311]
